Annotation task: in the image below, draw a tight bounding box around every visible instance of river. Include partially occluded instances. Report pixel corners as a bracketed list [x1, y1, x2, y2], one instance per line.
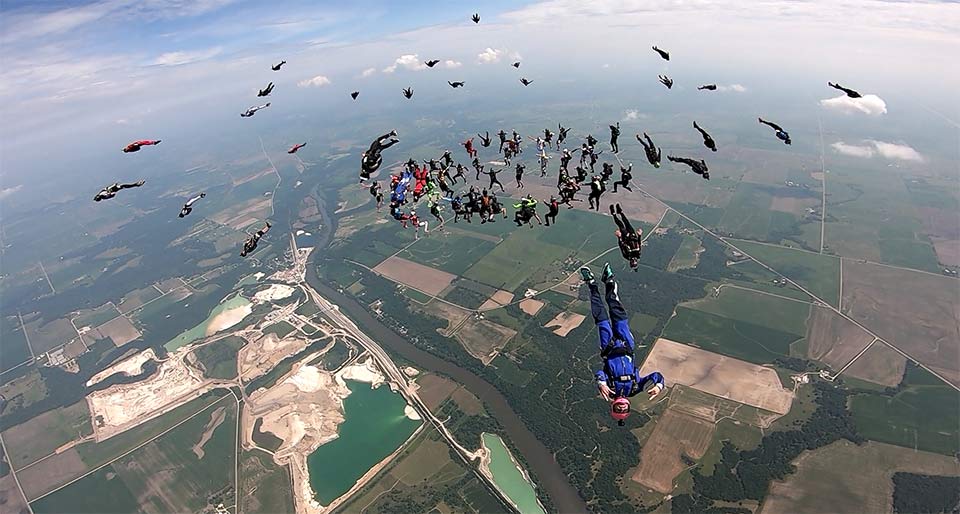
[307, 380, 420, 505]
[305, 245, 586, 512]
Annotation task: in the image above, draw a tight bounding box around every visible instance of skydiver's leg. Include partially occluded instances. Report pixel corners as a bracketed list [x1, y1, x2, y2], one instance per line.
[117, 182, 142, 190]
[610, 205, 627, 232]
[588, 281, 614, 352]
[493, 178, 504, 192]
[604, 278, 635, 352]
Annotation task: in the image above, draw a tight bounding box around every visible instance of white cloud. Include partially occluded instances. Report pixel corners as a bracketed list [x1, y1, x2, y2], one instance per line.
[382, 54, 426, 73]
[0, 185, 23, 199]
[360, 67, 377, 77]
[831, 140, 923, 162]
[151, 47, 222, 66]
[477, 47, 504, 64]
[298, 75, 331, 88]
[718, 84, 746, 92]
[443, 60, 462, 69]
[820, 94, 887, 116]
[623, 109, 647, 121]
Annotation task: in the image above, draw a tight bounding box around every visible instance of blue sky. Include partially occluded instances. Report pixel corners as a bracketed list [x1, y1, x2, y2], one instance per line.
[0, 0, 957, 189]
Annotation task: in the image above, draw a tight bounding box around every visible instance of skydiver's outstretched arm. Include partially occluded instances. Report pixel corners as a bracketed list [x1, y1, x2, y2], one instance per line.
[758, 118, 783, 131]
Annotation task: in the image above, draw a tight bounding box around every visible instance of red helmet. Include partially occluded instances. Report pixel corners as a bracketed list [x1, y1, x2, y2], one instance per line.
[610, 397, 631, 423]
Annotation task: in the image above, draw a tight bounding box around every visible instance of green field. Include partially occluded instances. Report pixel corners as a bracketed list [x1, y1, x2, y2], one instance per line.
[74, 303, 121, 331]
[240, 450, 295, 514]
[663, 307, 799, 364]
[718, 183, 775, 241]
[2, 401, 92, 468]
[687, 287, 810, 336]
[877, 238, 941, 273]
[850, 367, 960, 455]
[728, 240, 840, 307]
[263, 320, 296, 339]
[668, 235, 703, 271]
[192, 335, 245, 379]
[399, 233, 497, 275]
[464, 234, 571, 291]
[38, 397, 237, 513]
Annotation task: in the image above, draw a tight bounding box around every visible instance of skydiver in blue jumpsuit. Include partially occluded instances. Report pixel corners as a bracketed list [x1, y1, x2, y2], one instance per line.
[580, 263, 665, 426]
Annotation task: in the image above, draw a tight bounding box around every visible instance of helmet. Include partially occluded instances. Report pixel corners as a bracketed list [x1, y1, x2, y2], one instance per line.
[611, 397, 631, 423]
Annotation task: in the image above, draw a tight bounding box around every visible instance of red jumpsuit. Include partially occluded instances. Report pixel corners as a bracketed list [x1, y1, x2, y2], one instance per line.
[463, 138, 477, 159]
[123, 140, 161, 153]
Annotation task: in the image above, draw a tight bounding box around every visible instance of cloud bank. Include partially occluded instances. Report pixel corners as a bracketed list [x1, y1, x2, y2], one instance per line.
[477, 48, 504, 64]
[820, 94, 887, 115]
[0, 185, 23, 199]
[151, 47, 222, 66]
[382, 54, 426, 73]
[718, 84, 746, 92]
[831, 140, 923, 161]
[297, 75, 331, 87]
[360, 67, 376, 77]
[444, 60, 462, 69]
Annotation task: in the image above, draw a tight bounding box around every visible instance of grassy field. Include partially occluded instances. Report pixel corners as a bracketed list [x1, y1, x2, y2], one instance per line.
[239, 450, 295, 514]
[36, 395, 236, 513]
[192, 335, 245, 380]
[2, 401, 92, 469]
[463, 234, 570, 292]
[263, 320, 296, 339]
[849, 367, 960, 455]
[663, 307, 798, 364]
[877, 238, 941, 273]
[718, 183, 775, 241]
[686, 287, 810, 336]
[399, 233, 497, 276]
[728, 240, 840, 307]
[668, 235, 703, 271]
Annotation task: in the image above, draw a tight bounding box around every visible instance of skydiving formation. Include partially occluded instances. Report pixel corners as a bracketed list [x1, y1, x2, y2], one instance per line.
[122, 140, 161, 153]
[581, 263, 665, 426]
[828, 81, 862, 98]
[178, 192, 205, 218]
[94, 180, 145, 201]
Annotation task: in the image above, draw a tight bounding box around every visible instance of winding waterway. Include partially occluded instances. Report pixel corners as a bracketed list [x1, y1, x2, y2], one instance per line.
[304, 187, 586, 511]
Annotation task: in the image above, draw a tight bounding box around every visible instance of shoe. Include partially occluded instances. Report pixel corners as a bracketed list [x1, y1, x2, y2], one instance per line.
[601, 262, 614, 283]
[390, 130, 398, 137]
[579, 266, 595, 283]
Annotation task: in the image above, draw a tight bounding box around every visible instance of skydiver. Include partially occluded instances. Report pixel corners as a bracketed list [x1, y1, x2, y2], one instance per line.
[600, 162, 615, 184]
[515, 163, 526, 189]
[586, 134, 598, 148]
[271, 60, 286, 71]
[425, 59, 441, 67]
[658, 75, 673, 89]
[240, 222, 271, 257]
[489, 194, 508, 222]
[441, 150, 455, 169]
[520, 78, 533, 86]
[512, 61, 521, 68]
[575, 165, 588, 184]
[543, 128, 554, 147]
[451, 163, 467, 183]
[472, 157, 484, 180]
[478, 131, 492, 148]
[652, 46, 669, 61]
[588, 148, 603, 172]
[482, 168, 505, 192]
[258, 82, 274, 97]
[543, 196, 560, 227]
[351, 91, 360, 100]
[609, 122, 621, 153]
[463, 137, 477, 159]
[122, 140, 161, 153]
[369, 181, 384, 211]
[698, 84, 717, 91]
[636, 132, 661, 168]
[588, 175, 606, 211]
[402, 87, 414, 99]
[539, 153, 551, 178]
[557, 123, 571, 150]
[471, 13, 480, 23]
[758, 118, 792, 145]
[610, 204, 641, 269]
[497, 129, 508, 153]
[288, 142, 307, 154]
[178, 192, 206, 218]
[693, 121, 717, 152]
[448, 81, 465, 88]
[514, 195, 542, 227]
[512, 131, 523, 153]
[827, 82, 862, 98]
[94, 180, 145, 202]
[427, 192, 446, 229]
[366, 130, 399, 155]
[667, 155, 710, 180]
[580, 263, 665, 426]
[613, 163, 633, 193]
[240, 103, 270, 117]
